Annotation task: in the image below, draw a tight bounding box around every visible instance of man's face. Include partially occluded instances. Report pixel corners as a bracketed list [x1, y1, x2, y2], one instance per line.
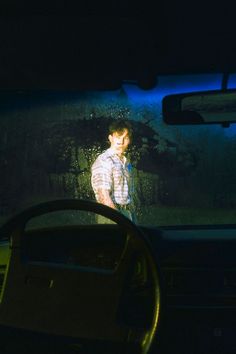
[108, 128, 131, 156]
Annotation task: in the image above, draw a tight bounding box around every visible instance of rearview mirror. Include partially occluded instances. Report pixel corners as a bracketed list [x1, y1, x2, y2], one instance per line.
[162, 89, 236, 126]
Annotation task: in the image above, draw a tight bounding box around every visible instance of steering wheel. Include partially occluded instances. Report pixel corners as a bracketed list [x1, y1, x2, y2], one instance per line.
[0, 199, 161, 354]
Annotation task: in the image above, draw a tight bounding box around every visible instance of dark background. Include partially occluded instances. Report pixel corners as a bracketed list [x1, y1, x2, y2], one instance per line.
[0, 1, 236, 90]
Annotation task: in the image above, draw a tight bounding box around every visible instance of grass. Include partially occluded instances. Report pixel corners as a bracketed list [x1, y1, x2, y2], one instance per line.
[136, 205, 236, 226]
[0, 205, 235, 229]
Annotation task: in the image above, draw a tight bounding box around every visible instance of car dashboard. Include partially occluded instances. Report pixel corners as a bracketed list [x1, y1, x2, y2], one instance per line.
[0, 223, 236, 354]
[145, 225, 236, 354]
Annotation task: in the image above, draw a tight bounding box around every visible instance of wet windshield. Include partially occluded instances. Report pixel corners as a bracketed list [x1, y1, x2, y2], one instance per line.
[0, 73, 236, 226]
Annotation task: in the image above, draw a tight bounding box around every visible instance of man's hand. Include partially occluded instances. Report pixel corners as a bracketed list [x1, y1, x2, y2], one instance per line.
[96, 189, 116, 209]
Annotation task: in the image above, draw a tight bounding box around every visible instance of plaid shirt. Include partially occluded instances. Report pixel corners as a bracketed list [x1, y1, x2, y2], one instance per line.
[91, 148, 131, 205]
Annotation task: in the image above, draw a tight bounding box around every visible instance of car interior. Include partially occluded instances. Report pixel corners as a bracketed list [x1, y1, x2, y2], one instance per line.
[0, 3, 236, 354]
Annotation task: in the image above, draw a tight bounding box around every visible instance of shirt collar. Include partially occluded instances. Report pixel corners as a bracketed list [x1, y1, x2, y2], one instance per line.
[108, 147, 127, 163]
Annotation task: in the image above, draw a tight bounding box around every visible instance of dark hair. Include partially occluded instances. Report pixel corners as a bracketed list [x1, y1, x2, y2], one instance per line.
[108, 119, 133, 139]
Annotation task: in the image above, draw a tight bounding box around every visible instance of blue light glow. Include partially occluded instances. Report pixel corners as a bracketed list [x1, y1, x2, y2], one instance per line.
[123, 74, 223, 105]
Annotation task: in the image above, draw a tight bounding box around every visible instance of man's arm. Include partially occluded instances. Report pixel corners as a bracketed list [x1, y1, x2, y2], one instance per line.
[96, 189, 116, 209]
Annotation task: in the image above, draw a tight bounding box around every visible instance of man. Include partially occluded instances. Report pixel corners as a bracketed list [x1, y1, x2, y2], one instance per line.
[91, 119, 133, 220]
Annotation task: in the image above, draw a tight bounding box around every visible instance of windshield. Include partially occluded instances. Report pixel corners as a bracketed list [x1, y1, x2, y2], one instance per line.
[1, 73, 236, 227]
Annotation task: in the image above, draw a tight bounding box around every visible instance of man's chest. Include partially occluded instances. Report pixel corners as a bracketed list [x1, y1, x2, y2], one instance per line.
[111, 159, 129, 180]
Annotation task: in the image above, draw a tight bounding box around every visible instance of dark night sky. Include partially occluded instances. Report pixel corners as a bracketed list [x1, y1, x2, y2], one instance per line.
[0, 3, 235, 89]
